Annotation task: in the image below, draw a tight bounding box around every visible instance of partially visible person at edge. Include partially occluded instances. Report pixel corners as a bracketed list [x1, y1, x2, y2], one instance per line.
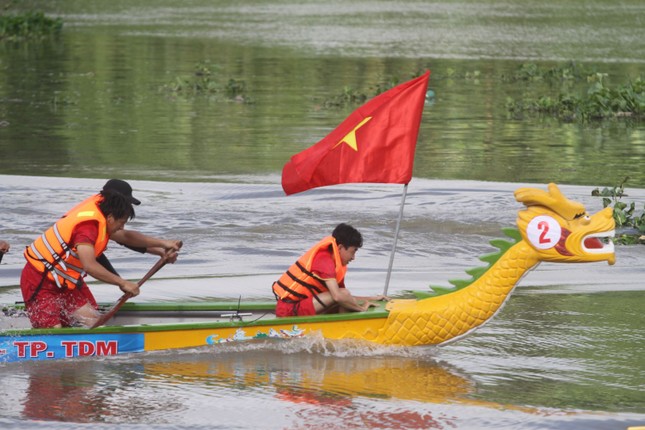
[0, 240, 9, 263]
[272, 223, 388, 317]
[20, 179, 182, 328]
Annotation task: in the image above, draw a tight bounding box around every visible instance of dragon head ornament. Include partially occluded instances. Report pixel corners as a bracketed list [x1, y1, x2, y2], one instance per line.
[515, 183, 615, 265]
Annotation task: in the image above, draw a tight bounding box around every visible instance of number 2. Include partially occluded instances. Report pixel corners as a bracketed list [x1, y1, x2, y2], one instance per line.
[538, 221, 551, 244]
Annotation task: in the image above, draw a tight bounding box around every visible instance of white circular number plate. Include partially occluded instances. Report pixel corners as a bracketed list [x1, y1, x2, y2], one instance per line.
[527, 215, 561, 250]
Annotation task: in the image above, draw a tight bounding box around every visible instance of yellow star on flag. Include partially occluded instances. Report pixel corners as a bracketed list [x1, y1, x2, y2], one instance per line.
[334, 116, 372, 151]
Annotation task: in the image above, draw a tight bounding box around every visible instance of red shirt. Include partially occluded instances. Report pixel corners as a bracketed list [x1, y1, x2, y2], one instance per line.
[73, 220, 99, 250]
[311, 246, 345, 288]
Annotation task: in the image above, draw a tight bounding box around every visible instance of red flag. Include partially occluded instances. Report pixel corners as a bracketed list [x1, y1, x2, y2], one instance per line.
[282, 71, 430, 195]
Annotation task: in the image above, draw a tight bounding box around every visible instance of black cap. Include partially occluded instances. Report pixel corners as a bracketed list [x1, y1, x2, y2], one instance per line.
[102, 179, 141, 205]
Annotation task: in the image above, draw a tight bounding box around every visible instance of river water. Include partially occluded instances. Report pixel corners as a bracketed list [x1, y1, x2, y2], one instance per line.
[0, 1, 644, 429]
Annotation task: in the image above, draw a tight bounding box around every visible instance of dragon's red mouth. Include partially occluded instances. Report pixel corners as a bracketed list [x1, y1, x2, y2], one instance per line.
[582, 231, 615, 253]
[556, 228, 615, 255]
[584, 237, 603, 249]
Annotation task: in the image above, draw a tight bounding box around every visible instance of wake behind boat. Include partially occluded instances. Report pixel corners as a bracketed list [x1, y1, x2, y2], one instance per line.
[0, 184, 616, 363]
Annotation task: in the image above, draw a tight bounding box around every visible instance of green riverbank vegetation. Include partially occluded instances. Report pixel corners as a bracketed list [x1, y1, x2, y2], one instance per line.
[592, 178, 645, 245]
[0, 7, 62, 41]
[502, 62, 644, 122]
[320, 62, 644, 124]
[161, 61, 252, 103]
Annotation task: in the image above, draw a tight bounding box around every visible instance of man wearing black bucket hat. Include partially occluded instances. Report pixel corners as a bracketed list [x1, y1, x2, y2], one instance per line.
[20, 179, 182, 328]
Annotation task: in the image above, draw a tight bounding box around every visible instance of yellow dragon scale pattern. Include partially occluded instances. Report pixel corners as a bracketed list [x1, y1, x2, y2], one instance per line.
[347, 183, 615, 347]
[373, 242, 539, 345]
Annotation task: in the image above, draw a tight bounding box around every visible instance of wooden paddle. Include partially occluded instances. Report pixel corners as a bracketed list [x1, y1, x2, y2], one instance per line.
[90, 255, 168, 329]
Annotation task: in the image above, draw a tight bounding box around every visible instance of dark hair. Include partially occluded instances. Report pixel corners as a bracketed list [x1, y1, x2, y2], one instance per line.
[98, 189, 136, 220]
[332, 223, 363, 248]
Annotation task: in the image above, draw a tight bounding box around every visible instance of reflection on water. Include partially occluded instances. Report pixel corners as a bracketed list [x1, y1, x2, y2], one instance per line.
[1, 1, 645, 188]
[5, 326, 642, 429]
[9, 342, 538, 428]
[438, 291, 645, 413]
[21, 362, 113, 423]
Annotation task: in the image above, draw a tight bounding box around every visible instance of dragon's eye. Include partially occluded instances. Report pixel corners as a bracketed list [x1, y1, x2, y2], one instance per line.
[573, 212, 591, 223]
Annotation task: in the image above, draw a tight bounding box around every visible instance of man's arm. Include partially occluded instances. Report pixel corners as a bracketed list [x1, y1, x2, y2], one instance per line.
[110, 230, 182, 262]
[353, 294, 389, 302]
[323, 278, 371, 312]
[76, 244, 140, 296]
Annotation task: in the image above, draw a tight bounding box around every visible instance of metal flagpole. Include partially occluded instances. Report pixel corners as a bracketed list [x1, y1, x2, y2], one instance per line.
[383, 183, 408, 296]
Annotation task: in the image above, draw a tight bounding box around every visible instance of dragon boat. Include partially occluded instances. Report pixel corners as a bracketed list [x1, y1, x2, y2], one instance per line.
[0, 183, 615, 363]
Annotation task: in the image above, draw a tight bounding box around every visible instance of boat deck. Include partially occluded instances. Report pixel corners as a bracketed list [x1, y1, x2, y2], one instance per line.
[1, 301, 279, 330]
[108, 308, 277, 326]
[1, 301, 391, 336]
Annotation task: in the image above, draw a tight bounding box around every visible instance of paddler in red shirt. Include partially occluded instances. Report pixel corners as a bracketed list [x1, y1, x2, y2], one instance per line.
[272, 223, 388, 317]
[20, 179, 182, 328]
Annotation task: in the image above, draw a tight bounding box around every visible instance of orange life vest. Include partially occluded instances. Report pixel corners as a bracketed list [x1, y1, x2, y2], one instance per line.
[24, 194, 109, 290]
[272, 236, 347, 302]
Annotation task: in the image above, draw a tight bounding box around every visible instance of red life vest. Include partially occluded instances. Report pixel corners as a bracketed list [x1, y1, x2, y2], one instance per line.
[272, 236, 347, 302]
[24, 195, 109, 289]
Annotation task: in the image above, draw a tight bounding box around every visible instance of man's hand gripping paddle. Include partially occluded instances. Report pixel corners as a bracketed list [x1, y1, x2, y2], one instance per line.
[90, 246, 178, 329]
